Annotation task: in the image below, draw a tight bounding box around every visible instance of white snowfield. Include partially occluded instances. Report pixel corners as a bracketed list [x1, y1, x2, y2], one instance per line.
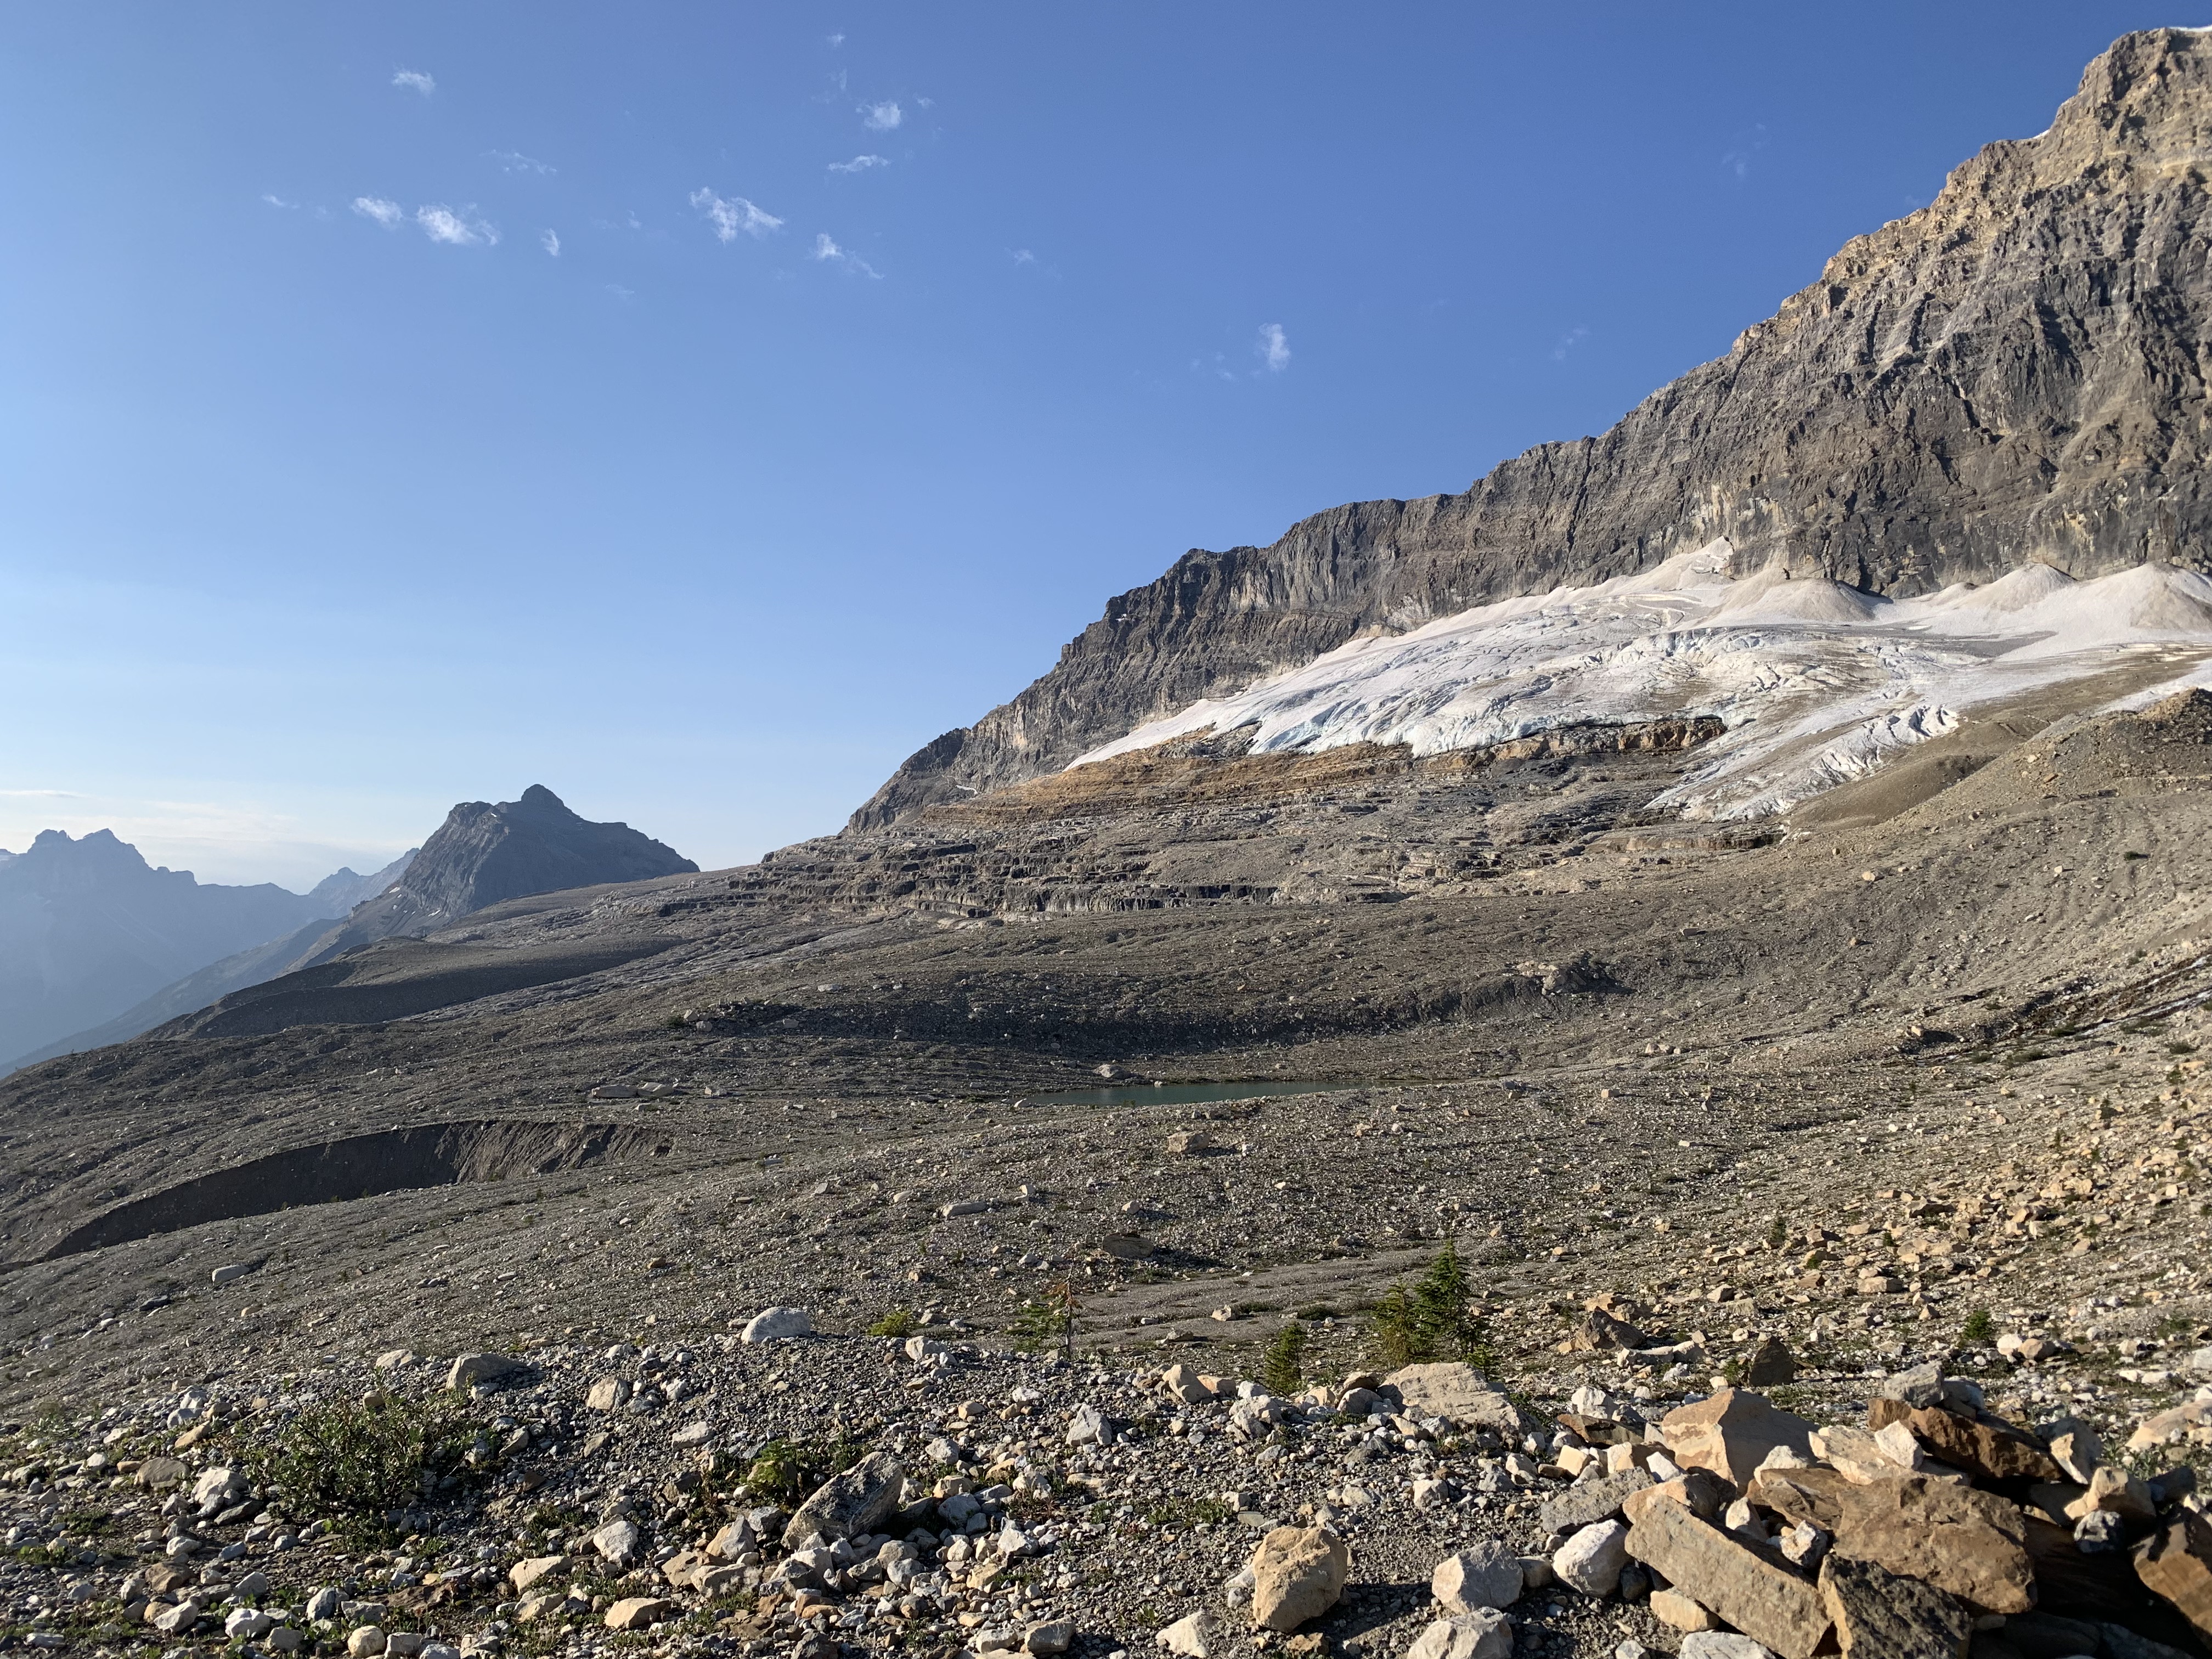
[1070, 544, 2212, 822]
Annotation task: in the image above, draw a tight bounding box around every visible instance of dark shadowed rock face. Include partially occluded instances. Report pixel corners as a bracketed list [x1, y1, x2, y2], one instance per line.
[298, 786, 695, 962]
[855, 28, 2212, 827]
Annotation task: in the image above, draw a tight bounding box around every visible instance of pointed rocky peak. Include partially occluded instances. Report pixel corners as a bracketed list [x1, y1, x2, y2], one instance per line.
[288, 788, 696, 967]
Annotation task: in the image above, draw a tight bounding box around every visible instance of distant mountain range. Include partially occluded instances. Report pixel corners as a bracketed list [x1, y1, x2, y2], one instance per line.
[0, 832, 413, 1073]
[1, 786, 696, 1071]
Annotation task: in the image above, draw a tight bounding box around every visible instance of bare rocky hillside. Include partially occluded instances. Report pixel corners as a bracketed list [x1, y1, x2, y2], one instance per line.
[858, 28, 2212, 825]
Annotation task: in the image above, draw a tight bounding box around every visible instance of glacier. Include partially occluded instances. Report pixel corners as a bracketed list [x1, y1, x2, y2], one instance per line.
[1069, 545, 2212, 821]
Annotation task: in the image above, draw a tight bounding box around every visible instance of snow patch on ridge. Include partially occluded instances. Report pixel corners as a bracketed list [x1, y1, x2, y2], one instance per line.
[1069, 548, 2212, 821]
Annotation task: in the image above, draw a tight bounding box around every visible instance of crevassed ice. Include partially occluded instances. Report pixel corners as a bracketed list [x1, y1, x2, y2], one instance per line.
[1069, 545, 2212, 821]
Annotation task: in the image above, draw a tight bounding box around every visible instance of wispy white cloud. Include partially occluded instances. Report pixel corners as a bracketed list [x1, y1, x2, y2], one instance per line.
[416, 205, 498, 246]
[691, 188, 783, 242]
[1552, 325, 1590, 362]
[541, 228, 561, 257]
[261, 193, 298, 210]
[1257, 323, 1290, 373]
[861, 100, 902, 131]
[352, 196, 405, 228]
[916, 96, 934, 109]
[812, 232, 882, 279]
[488, 150, 555, 175]
[827, 31, 845, 46]
[606, 283, 635, 301]
[392, 69, 436, 96]
[1722, 123, 1768, 180]
[828, 154, 889, 174]
[1011, 248, 1036, 266]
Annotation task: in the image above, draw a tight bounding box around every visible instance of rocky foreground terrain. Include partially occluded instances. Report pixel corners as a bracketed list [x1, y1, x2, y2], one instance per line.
[6, 667, 2212, 1659]
[16, 24, 2212, 1659]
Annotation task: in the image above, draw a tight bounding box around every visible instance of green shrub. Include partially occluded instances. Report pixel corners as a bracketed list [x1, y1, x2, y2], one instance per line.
[251, 1393, 476, 1533]
[1008, 1282, 1080, 1358]
[1370, 1239, 1494, 1369]
[745, 1436, 864, 1506]
[1961, 1307, 1996, 1346]
[1261, 1324, 1307, 1397]
[869, 1307, 919, 1339]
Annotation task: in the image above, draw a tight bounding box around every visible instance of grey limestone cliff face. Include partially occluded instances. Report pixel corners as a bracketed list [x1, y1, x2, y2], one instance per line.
[854, 29, 2212, 828]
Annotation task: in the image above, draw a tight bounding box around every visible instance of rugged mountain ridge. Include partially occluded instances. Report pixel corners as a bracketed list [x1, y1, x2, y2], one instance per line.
[289, 785, 696, 966]
[3, 850, 418, 1073]
[0, 832, 404, 1073]
[8, 788, 695, 1069]
[855, 27, 2212, 827]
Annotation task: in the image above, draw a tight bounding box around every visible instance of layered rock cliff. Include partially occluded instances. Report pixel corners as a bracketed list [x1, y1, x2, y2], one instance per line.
[855, 28, 2212, 827]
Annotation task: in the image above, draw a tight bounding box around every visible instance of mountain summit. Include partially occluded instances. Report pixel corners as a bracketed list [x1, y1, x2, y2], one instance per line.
[292, 785, 697, 964]
[856, 27, 2212, 826]
[7, 788, 692, 1070]
[0, 830, 403, 1070]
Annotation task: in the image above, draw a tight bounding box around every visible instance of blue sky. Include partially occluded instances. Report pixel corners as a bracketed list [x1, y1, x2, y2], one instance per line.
[0, 2, 2186, 887]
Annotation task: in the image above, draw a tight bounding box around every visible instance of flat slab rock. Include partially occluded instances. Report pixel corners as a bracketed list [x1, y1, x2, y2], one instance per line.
[1384, 1363, 1527, 1431]
[1819, 1552, 1972, 1658]
[1538, 1469, 1655, 1535]
[1624, 1498, 1831, 1659]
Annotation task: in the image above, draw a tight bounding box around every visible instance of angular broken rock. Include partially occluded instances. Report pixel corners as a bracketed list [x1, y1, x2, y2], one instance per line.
[602, 1597, 676, 1632]
[1156, 1611, 1220, 1657]
[1431, 1541, 1523, 1612]
[782, 1451, 904, 1547]
[1405, 1611, 1514, 1659]
[707, 1518, 759, 1561]
[135, 1455, 189, 1491]
[1166, 1130, 1215, 1155]
[1660, 1389, 1816, 1486]
[1740, 1335, 1800, 1387]
[693, 1565, 747, 1599]
[193, 1465, 246, 1508]
[585, 1378, 631, 1412]
[2134, 1511, 2212, 1644]
[2065, 1465, 2157, 1524]
[1622, 1470, 1733, 1528]
[1872, 1421, 1935, 1476]
[1809, 1425, 1908, 1485]
[1161, 1363, 1216, 1405]
[1680, 1637, 1778, 1659]
[1622, 1499, 1832, 1659]
[1553, 1520, 1629, 1597]
[2129, 1399, 2212, 1454]
[1818, 1551, 1972, 1657]
[1648, 1589, 1716, 1633]
[1748, 1466, 2032, 1614]
[1542, 1469, 1656, 1534]
[446, 1352, 527, 1390]
[1562, 1308, 1653, 1352]
[2041, 1417, 2103, 1484]
[1067, 1404, 1111, 1446]
[592, 1520, 642, 1566]
[1249, 1526, 1348, 1631]
[742, 1306, 813, 1343]
[508, 1556, 562, 1593]
[1878, 1362, 1982, 1413]
[1903, 1405, 2062, 1484]
[1386, 1363, 1527, 1431]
